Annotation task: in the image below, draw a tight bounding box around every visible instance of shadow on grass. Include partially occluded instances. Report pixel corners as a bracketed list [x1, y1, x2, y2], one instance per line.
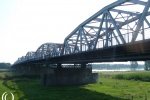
[2, 78, 128, 100]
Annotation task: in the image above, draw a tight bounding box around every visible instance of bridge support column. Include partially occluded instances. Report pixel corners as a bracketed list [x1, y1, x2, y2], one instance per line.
[81, 63, 87, 68]
[12, 63, 46, 76]
[41, 64, 98, 86]
[57, 63, 62, 68]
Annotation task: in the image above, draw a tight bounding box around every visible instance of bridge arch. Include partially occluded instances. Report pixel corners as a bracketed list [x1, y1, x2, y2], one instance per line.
[62, 0, 150, 55]
[25, 52, 35, 60]
[35, 43, 63, 59]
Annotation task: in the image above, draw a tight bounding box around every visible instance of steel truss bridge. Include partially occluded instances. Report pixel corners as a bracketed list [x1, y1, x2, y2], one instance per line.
[13, 0, 150, 66]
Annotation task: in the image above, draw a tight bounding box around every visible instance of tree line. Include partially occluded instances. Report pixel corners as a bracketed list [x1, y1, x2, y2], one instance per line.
[92, 61, 150, 71]
[145, 61, 150, 71]
[0, 63, 11, 69]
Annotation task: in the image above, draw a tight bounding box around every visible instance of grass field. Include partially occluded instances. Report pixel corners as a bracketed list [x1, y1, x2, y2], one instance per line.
[112, 71, 150, 82]
[0, 71, 150, 100]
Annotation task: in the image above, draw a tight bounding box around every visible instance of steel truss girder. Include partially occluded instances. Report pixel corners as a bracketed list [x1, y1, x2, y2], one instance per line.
[63, 0, 150, 55]
[131, 0, 150, 41]
[14, 43, 63, 64]
[35, 43, 63, 59]
[14, 0, 150, 65]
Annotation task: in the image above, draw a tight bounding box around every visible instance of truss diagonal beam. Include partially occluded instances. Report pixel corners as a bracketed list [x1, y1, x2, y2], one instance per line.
[107, 11, 126, 44]
[132, 0, 150, 41]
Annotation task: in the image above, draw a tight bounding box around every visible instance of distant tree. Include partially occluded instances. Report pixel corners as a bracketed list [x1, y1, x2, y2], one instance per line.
[145, 61, 150, 71]
[0, 63, 11, 69]
[130, 61, 138, 71]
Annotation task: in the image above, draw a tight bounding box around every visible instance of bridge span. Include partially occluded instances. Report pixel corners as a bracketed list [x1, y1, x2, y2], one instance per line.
[12, 0, 150, 85]
[14, 39, 150, 65]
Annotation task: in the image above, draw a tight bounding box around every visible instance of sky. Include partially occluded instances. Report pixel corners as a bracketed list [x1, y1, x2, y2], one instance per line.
[0, 0, 118, 63]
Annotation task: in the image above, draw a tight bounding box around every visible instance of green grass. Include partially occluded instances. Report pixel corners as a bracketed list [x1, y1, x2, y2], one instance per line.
[112, 71, 150, 82]
[0, 71, 150, 100]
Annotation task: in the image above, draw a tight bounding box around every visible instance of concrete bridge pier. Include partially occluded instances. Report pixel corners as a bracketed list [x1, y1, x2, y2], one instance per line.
[81, 63, 87, 68]
[12, 63, 46, 76]
[57, 63, 62, 68]
[12, 65, 28, 74]
[41, 63, 98, 86]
